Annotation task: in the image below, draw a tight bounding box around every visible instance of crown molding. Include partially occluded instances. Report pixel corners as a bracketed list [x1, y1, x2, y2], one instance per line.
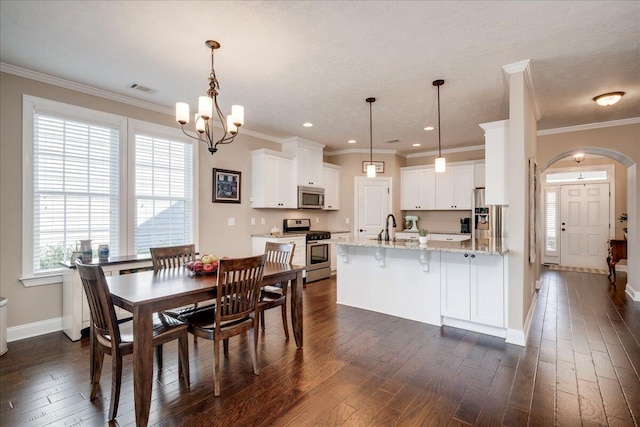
[537, 117, 640, 136]
[1, 62, 282, 144]
[406, 145, 485, 159]
[324, 148, 399, 157]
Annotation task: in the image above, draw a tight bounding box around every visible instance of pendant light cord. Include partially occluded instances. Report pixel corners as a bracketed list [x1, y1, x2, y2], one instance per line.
[369, 100, 373, 163]
[437, 83, 442, 157]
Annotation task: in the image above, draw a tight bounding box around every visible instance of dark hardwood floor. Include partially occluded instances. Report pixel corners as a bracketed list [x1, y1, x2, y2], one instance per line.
[1, 268, 639, 426]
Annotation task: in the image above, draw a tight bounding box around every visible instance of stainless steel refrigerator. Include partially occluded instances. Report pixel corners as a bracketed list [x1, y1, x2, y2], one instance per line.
[473, 188, 507, 239]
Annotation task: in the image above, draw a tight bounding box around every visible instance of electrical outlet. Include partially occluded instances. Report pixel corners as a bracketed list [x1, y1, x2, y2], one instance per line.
[346, 217, 350, 224]
[261, 218, 266, 225]
[250, 217, 255, 225]
[316, 217, 319, 224]
[228, 218, 235, 226]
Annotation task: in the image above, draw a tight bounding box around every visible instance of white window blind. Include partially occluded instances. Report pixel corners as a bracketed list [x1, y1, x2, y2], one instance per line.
[545, 188, 557, 253]
[134, 134, 194, 254]
[33, 113, 120, 272]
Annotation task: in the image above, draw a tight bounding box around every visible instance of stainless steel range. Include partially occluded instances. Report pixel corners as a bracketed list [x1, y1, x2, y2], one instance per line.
[283, 219, 331, 283]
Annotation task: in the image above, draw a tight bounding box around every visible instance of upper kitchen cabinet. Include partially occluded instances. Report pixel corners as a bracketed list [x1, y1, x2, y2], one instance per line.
[474, 161, 485, 188]
[479, 120, 509, 205]
[282, 137, 325, 187]
[400, 167, 435, 210]
[322, 163, 341, 210]
[250, 149, 296, 209]
[435, 164, 474, 210]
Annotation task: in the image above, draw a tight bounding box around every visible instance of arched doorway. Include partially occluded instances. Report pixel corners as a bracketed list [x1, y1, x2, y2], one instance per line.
[541, 147, 637, 301]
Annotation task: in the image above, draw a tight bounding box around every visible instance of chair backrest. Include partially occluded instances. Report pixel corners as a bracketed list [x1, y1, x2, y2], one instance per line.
[150, 244, 197, 272]
[264, 241, 295, 265]
[216, 254, 266, 325]
[76, 260, 121, 347]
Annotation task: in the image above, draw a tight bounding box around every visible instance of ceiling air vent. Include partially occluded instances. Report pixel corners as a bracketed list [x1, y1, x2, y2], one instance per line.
[384, 139, 400, 144]
[128, 83, 156, 94]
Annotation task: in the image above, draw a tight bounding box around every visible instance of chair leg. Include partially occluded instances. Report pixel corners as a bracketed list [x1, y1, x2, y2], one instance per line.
[213, 339, 221, 397]
[90, 349, 105, 400]
[249, 327, 259, 375]
[223, 338, 229, 356]
[109, 350, 123, 421]
[156, 344, 163, 370]
[280, 303, 290, 340]
[260, 310, 266, 331]
[178, 333, 190, 387]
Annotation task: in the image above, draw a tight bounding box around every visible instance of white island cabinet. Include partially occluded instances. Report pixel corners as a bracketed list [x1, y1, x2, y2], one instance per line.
[336, 237, 508, 339]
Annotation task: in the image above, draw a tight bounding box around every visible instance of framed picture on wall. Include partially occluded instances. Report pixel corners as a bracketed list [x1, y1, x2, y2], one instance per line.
[212, 168, 241, 203]
[362, 161, 384, 173]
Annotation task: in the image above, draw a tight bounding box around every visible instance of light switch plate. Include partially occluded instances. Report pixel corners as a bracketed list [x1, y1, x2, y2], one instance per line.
[228, 218, 235, 226]
[346, 217, 350, 224]
[250, 217, 255, 225]
[261, 218, 266, 225]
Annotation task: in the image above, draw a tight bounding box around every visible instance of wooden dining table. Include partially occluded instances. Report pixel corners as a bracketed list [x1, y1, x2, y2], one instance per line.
[106, 262, 305, 427]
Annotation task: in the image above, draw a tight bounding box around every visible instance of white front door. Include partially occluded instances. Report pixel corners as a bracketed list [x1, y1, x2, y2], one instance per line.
[560, 183, 610, 269]
[355, 178, 391, 239]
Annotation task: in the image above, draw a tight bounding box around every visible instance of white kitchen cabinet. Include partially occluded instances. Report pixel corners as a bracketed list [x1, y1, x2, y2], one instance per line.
[329, 232, 351, 272]
[62, 257, 153, 341]
[479, 120, 509, 205]
[282, 137, 325, 187]
[440, 251, 504, 328]
[323, 163, 341, 210]
[401, 167, 436, 210]
[474, 162, 485, 188]
[435, 165, 474, 210]
[251, 235, 306, 269]
[250, 149, 296, 209]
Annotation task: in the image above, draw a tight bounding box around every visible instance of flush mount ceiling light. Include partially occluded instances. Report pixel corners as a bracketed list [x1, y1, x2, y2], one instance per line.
[176, 40, 244, 155]
[593, 91, 625, 106]
[424, 126, 434, 131]
[348, 139, 356, 144]
[366, 97, 377, 178]
[303, 122, 313, 127]
[572, 152, 585, 164]
[433, 79, 446, 173]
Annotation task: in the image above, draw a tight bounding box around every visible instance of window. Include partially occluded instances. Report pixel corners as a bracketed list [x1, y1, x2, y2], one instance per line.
[131, 122, 194, 254]
[546, 170, 607, 183]
[544, 187, 558, 255]
[23, 96, 197, 283]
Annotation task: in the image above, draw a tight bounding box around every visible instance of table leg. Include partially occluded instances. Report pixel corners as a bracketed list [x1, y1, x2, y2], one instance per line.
[133, 306, 154, 427]
[291, 270, 304, 348]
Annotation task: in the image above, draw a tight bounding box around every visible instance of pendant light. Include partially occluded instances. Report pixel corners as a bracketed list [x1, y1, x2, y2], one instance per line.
[433, 79, 446, 173]
[366, 97, 377, 178]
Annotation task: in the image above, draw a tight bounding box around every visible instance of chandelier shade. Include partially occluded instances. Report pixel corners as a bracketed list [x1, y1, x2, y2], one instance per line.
[176, 40, 244, 154]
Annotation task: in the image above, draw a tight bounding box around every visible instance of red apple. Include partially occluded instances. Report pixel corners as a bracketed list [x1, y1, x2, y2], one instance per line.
[203, 263, 214, 273]
[187, 261, 195, 270]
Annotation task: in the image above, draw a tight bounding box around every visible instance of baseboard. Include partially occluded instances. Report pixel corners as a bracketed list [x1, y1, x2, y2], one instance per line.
[7, 317, 63, 342]
[441, 317, 506, 339]
[505, 291, 538, 347]
[625, 283, 639, 302]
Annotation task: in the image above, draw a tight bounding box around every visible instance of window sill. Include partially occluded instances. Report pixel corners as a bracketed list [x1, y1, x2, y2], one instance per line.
[19, 273, 64, 287]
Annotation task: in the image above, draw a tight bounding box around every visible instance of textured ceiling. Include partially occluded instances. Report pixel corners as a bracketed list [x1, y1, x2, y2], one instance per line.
[1, 1, 638, 156]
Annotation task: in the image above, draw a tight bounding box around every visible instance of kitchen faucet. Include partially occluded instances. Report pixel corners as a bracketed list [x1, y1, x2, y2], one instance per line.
[384, 214, 396, 241]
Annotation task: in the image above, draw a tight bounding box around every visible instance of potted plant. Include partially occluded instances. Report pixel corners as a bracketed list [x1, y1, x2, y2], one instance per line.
[418, 229, 429, 245]
[618, 213, 627, 239]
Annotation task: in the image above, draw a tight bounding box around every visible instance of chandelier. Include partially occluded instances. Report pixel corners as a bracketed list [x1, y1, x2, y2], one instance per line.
[175, 40, 244, 154]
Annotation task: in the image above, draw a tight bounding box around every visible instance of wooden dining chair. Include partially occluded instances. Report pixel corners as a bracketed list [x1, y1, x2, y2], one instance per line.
[76, 261, 190, 421]
[179, 254, 266, 397]
[258, 241, 295, 340]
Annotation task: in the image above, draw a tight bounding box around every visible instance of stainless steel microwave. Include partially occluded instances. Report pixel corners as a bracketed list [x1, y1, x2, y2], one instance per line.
[298, 186, 324, 209]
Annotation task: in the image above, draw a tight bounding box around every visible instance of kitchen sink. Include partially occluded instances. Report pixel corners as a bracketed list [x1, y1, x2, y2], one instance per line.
[428, 234, 470, 242]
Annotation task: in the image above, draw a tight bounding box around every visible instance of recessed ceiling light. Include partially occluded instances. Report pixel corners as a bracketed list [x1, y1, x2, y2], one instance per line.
[348, 139, 356, 144]
[424, 126, 434, 131]
[593, 91, 625, 106]
[303, 122, 313, 127]
[412, 143, 421, 147]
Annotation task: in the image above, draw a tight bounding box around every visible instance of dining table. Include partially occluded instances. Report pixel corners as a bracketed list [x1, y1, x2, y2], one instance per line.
[106, 261, 305, 427]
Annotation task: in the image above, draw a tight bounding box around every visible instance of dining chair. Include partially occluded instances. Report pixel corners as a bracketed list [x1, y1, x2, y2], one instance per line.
[150, 244, 212, 349]
[179, 254, 266, 397]
[258, 241, 295, 340]
[76, 261, 190, 421]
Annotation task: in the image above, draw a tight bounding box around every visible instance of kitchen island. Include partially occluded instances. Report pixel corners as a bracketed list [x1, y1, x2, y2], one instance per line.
[334, 236, 509, 338]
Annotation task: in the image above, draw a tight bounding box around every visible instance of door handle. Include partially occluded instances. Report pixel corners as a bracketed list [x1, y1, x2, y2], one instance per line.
[562, 228, 566, 231]
[359, 229, 364, 232]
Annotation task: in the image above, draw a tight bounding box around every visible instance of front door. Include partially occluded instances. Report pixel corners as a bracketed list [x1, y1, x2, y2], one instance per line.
[355, 178, 391, 239]
[560, 183, 610, 269]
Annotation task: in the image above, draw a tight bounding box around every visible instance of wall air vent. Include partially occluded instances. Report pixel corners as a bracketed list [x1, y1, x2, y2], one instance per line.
[128, 83, 156, 94]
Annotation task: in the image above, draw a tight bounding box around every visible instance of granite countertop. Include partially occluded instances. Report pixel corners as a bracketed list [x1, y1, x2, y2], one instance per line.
[251, 232, 308, 238]
[332, 236, 508, 255]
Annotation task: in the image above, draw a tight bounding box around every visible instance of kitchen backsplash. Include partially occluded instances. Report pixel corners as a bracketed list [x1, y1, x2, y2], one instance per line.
[402, 210, 473, 233]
